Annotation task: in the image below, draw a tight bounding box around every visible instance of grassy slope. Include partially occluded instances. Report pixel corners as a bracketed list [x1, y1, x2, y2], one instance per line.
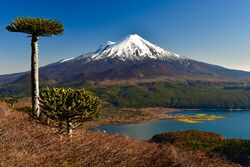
[0, 101, 234, 167]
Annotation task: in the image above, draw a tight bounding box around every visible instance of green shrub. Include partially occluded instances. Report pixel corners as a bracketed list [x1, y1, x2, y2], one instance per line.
[214, 139, 250, 166]
[151, 130, 250, 166]
[16, 106, 32, 113]
[40, 87, 102, 136]
[151, 130, 224, 151]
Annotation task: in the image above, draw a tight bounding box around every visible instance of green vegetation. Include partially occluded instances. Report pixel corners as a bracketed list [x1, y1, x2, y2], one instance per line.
[92, 81, 250, 109]
[151, 130, 250, 166]
[6, 17, 64, 37]
[100, 107, 144, 119]
[39, 87, 102, 136]
[2, 80, 250, 109]
[174, 114, 225, 124]
[16, 106, 32, 113]
[0, 86, 29, 97]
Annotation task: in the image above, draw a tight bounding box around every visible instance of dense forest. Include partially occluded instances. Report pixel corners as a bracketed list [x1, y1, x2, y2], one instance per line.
[2, 80, 250, 109]
[92, 81, 250, 109]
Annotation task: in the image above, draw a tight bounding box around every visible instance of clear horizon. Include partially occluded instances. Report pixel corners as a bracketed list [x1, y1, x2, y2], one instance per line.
[1, 0, 250, 74]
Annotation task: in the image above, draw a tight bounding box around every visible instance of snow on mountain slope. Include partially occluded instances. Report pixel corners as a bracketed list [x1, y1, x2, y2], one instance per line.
[2, 34, 250, 87]
[60, 34, 186, 63]
[95, 40, 117, 53]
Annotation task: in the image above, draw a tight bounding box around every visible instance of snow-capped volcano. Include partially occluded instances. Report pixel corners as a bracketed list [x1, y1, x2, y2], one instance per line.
[60, 34, 185, 63]
[2, 34, 250, 87]
[90, 34, 183, 61]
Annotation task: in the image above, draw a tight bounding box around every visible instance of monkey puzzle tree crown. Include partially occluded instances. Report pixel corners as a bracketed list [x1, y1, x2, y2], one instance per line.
[40, 87, 102, 122]
[6, 17, 64, 37]
[39, 87, 102, 136]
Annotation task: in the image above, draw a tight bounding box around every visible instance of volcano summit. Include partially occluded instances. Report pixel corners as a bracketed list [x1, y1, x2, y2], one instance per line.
[1, 34, 250, 85]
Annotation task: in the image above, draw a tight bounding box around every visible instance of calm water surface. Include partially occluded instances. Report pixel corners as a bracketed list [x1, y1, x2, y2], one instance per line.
[91, 110, 250, 140]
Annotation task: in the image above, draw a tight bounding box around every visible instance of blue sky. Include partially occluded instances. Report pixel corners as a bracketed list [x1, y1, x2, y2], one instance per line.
[1, 0, 250, 74]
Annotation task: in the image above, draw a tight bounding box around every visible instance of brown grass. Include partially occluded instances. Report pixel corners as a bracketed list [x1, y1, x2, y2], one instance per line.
[0, 102, 236, 167]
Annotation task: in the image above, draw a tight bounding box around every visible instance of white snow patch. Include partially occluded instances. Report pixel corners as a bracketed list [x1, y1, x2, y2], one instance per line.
[59, 57, 75, 63]
[90, 34, 186, 61]
[59, 34, 188, 63]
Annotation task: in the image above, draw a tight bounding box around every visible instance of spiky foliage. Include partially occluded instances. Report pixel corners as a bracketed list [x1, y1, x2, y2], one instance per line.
[6, 17, 64, 37]
[40, 87, 102, 135]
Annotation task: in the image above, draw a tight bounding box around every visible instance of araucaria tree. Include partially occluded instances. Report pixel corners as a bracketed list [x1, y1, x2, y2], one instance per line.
[40, 88, 102, 137]
[6, 18, 64, 117]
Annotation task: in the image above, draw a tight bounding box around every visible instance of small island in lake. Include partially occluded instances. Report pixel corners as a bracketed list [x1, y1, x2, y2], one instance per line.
[173, 113, 225, 124]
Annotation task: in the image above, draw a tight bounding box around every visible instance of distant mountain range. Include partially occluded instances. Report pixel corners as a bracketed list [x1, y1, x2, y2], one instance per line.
[1, 34, 250, 86]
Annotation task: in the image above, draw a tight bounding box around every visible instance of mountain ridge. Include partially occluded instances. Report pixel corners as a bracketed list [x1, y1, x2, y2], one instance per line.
[1, 34, 250, 87]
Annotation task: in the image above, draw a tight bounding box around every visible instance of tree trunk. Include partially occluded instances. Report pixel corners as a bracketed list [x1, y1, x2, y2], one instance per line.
[31, 36, 40, 117]
[67, 121, 73, 137]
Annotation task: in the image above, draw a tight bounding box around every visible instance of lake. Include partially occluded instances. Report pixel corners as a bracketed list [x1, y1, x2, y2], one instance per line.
[91, 110, 250, 140]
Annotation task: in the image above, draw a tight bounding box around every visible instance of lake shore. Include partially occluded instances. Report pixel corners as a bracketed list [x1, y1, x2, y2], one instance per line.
[85, 107, 229, 128]
[84, 107, 182, 128]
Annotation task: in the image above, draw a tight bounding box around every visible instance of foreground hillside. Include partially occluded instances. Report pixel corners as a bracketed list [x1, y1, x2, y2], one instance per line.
[152, 130, 250, 166]
[0, 101, 234, 167]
